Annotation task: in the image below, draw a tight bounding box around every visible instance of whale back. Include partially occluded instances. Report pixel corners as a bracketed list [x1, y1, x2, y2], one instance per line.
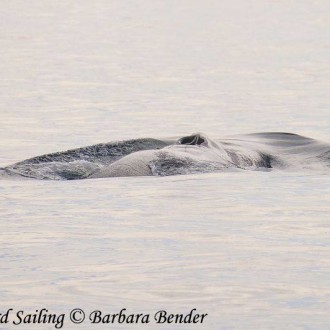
[1, 133, 329, 180]
[2, 138, 169, 180]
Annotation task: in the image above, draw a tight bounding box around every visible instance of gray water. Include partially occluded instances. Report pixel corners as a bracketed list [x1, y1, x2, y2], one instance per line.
[1, 1, 329, 329]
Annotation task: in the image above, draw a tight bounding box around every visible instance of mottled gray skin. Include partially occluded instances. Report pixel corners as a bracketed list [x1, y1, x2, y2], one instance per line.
[1, 132, 329, 180]
[89, 133, 272, 178]
[1, 138, 169, 180]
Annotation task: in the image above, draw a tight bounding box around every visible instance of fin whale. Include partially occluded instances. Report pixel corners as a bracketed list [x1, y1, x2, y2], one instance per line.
[1, 132, 329, 180]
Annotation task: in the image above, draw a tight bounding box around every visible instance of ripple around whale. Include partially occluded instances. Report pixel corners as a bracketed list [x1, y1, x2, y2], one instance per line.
[1, 133, 329, 180]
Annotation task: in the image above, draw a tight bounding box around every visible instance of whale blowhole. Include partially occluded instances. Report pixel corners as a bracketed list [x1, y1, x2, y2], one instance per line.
[178, 134, 206, 146]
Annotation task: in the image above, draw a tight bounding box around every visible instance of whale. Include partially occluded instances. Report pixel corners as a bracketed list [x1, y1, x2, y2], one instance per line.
[1, 132, 329, 180]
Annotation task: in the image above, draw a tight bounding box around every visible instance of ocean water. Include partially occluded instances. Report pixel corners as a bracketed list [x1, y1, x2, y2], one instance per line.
[0, 1, 329, 329]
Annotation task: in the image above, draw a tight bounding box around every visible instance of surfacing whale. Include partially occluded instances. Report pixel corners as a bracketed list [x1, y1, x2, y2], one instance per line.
[1, 132, 329, 180]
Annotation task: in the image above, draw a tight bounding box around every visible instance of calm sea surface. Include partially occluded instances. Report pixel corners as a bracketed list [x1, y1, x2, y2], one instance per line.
[1, 1, 329, 329]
